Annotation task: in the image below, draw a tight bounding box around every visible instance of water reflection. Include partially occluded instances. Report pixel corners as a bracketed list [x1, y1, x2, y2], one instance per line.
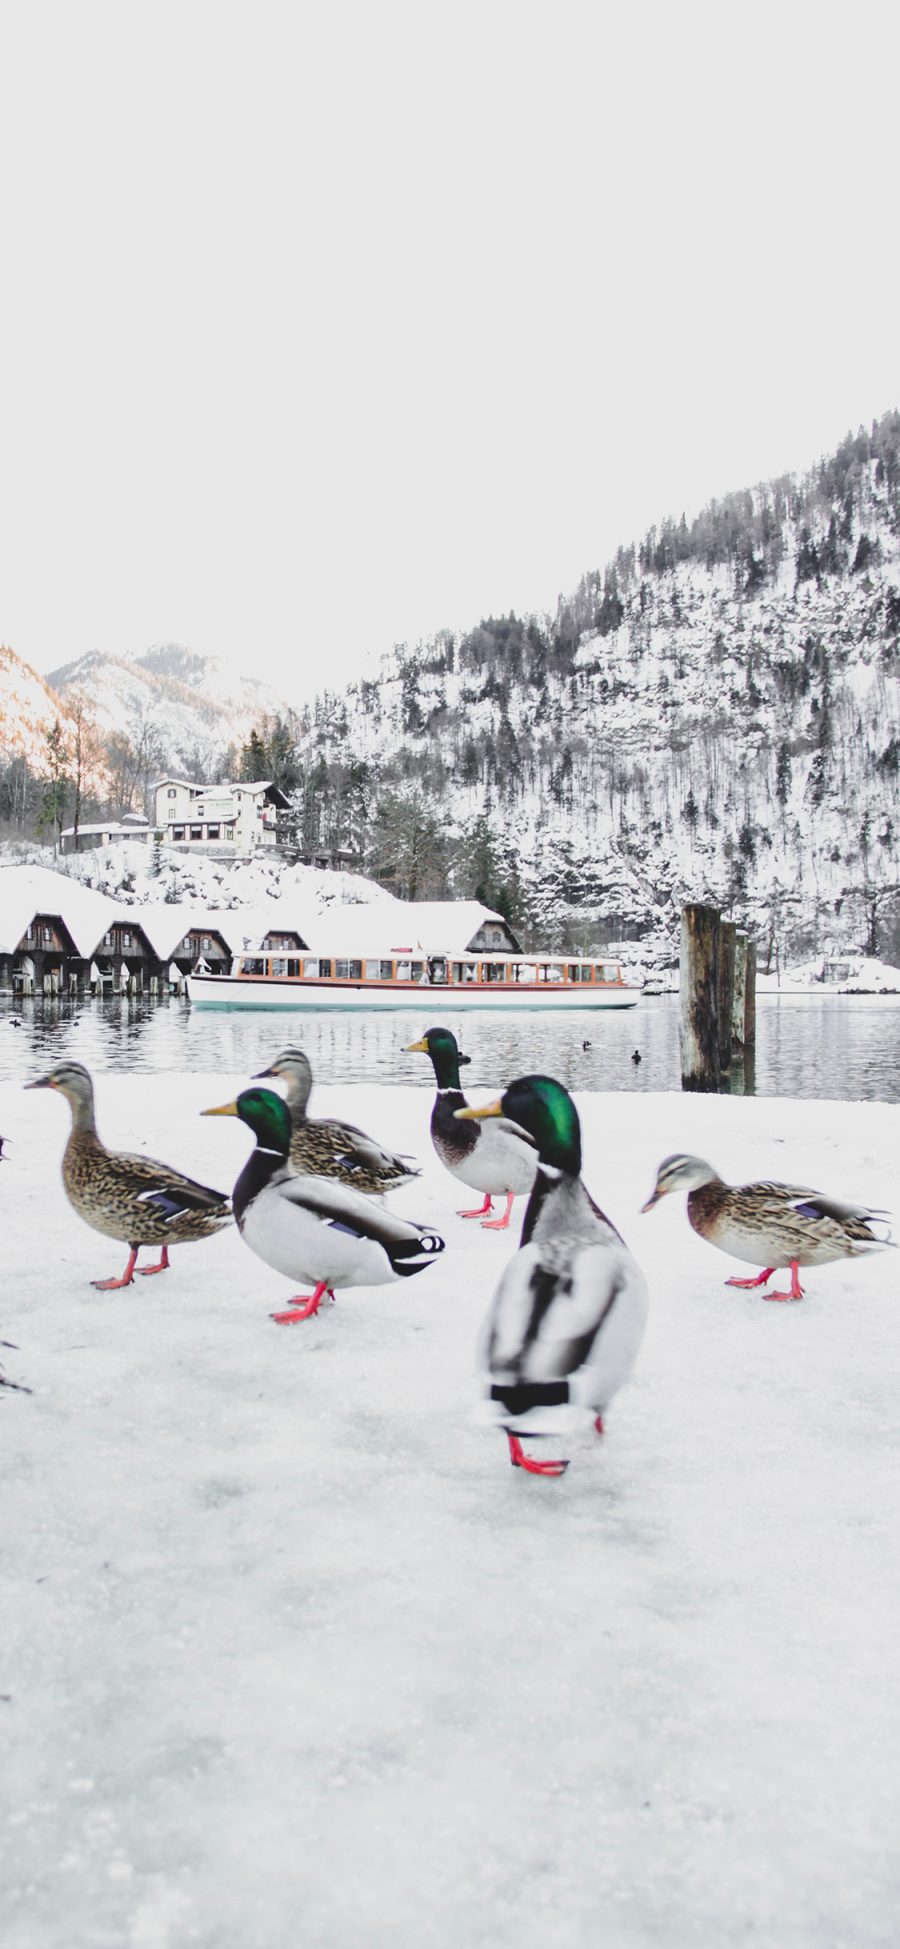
[2, 992, 899, 1102]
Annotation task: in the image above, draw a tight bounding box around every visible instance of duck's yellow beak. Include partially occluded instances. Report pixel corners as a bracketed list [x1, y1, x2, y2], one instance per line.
[404, 1037, 429, 1053]
[200, 1100, 239, 1118]
[455, 1098, 503, 1121]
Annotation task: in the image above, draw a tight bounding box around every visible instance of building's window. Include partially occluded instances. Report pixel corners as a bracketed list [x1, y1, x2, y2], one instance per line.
[190, 826, 202, 841]
[167, 787, 177, 799]
[172, 826, 185, 841]
[197, 806, 204, 817]
[207, 824, 220, 839]
[225, 825, 235, 838]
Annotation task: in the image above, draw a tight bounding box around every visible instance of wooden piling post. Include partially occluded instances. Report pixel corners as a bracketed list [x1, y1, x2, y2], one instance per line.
[680, 904, 721, 1092]
[732, 935, 748, 1050]
[718, 921, 736, 1071]
[744, 940, 757, 1050]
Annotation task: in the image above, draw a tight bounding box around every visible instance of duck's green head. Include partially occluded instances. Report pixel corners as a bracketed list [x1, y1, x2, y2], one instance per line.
[405, 1026, 471, 1089]
[201, 1086, 292, 1155]
[458, 1073, 581, 1175]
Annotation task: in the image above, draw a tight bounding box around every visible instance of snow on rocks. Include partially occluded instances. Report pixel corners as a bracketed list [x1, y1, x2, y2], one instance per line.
[1, 1074, 898, 1947]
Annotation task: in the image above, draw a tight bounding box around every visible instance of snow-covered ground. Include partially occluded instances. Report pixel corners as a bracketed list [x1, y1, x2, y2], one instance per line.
[2, 1076, 898, 1949]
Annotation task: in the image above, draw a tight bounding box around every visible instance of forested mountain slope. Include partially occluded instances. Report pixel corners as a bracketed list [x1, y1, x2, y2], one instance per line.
[292, 413, 900, 963]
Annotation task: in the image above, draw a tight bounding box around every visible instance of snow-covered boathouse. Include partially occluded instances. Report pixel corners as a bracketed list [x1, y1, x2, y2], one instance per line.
[0, 868, 118, 996]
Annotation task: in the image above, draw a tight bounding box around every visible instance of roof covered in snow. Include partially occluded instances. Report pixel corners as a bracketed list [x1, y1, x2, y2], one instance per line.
[0, 865, 512, 965]
[0, 865, 120, 957]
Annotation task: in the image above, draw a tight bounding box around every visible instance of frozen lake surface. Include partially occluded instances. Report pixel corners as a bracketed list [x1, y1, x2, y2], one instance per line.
[1, 1073, 898, 1948]
[3, 990, 900, 1100]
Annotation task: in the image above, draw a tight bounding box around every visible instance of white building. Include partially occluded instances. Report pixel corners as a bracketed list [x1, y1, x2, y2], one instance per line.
[152, 778, 291, 856]
[60, 813, 151, 854]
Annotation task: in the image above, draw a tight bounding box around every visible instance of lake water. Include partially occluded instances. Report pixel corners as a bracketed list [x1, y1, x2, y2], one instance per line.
[2, 991, 900, 1101]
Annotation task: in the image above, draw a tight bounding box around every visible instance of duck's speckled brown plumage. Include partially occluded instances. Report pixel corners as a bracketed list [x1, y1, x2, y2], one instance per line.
[254, 1049, 419, 1193]
[27, 1061, 231, 1265]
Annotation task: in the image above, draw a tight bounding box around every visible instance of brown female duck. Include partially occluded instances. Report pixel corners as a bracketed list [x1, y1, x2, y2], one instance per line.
[27, 1060, 231, 1289]
[642, 1152, 891, 1300]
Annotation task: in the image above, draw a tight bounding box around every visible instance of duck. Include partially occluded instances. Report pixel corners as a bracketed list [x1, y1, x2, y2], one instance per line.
[252, 1047, 419, 1194]
[405, 1026, 536, 1229]
[25, 1060, 231, 1289]
[201, 1086, 445, 1324]
[631, 1049, 642, 1066]
[641, 1153, 892, 1300]
[457, 1075, 649, 1475]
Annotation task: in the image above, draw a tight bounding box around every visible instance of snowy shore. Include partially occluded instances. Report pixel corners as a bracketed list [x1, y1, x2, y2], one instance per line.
[2, 1075, 899, 1949]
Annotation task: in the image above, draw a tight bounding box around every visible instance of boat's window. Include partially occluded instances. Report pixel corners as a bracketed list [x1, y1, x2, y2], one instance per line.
[411, 961, 424, 982]
[451, 963, 464, 983]
[335, 960, 363, 980]
[567, 964, 577, 982]
[396, 960, 411, 980]
[241, 958, 265, 976]
[286, 958, 302, 975]
[380, 960, 394, 980]
[271, 958, 287, 976]
[318, 960, 333, 978]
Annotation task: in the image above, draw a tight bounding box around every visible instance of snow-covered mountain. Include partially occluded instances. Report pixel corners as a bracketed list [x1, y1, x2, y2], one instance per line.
[46, 643, 295, 776]
[0, 644, 73, 769]
[293, 414, 900, 965]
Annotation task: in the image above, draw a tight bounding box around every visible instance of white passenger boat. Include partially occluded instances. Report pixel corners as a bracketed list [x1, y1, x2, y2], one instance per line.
[187, 947, 640, 1010]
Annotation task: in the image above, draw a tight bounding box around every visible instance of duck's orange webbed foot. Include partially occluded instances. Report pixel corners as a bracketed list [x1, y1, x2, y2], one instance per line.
[135, 1246, 171, 1276]
[271, 1281, 335, 1325]
[458, 1195, 493, 1219]
[725, 1268, 775, 1289]
[482, 1193, 515, 1230]
[507, 1433, 569, 1477]
[92, 1247, 139, 1290]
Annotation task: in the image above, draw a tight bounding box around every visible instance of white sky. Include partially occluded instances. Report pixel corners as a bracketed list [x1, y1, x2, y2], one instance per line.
[1, 0, 899, 705]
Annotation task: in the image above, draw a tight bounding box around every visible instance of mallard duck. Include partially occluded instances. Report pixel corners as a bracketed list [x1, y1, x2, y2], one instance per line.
[202, 1086, 445, 1324]
[458, 1075, 649, 1475]
[641, 1153, 892, 1300]
[25, 1060, 231, 1289]
[252, 1047, 419, 1193]
[405, 1027, 536, 1228]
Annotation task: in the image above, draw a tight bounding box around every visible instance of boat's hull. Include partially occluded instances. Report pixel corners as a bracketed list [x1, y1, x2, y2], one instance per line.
[186, 974, 640, 1011]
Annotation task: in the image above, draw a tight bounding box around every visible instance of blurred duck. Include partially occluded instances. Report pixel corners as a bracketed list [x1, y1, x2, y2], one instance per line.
[641, 1152, 892, 1300]
[253, 1047, 420, 1194]
[458, 1075, 648, 1476]
[26, 1060, 231, 1289]
[405, 1026, 536, 1229]
[202, 1086, 444, 1323]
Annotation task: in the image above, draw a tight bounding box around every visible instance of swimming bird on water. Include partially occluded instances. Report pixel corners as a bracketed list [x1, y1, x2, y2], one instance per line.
[631, 1049, 641, 1065]
[202, 1086, 445, 1324]
[458, 1075, 649, 1476]
[641, 1152, 892, 1300]
[252, 1046, 420, 1193]
[405, 1026, 536, 1229]
[25, 1060, 231, 1289]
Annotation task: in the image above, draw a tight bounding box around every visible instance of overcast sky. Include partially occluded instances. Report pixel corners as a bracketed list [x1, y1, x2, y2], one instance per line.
[1, 0, 898, 706]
